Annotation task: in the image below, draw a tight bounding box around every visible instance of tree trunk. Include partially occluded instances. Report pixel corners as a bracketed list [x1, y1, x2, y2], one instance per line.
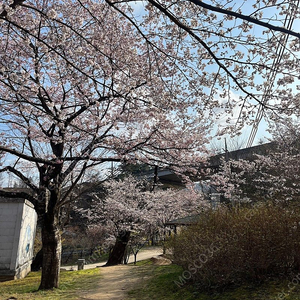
[39, 211, 62, 289]
[105, 231, 131, 266]
[31, 248, 43, 271]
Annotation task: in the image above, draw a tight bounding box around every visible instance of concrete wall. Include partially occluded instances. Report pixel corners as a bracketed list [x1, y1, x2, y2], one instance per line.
[0, 199, 37, 281]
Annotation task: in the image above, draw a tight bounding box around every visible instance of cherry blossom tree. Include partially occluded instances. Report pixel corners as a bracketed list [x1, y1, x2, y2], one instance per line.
[211, 120, 300, 204]
[0, 0, 210, 289]
[94, 0, 300, 135]
[3, 0, 300, 135]
[1, 0, 300, 289]
[86, 175, 206, 265]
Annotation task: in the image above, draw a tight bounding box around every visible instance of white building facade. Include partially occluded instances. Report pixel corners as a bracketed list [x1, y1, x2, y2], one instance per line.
[0, 198, 37, 281]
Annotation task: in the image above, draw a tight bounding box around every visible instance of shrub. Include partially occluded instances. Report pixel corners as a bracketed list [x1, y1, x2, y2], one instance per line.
[169, 203, 300, 290]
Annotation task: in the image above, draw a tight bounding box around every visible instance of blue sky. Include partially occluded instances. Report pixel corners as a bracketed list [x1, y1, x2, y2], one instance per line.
[127, 1, 292, 149]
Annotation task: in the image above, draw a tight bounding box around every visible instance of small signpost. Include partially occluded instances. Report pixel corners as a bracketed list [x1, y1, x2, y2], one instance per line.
[77, 259, 85, 270]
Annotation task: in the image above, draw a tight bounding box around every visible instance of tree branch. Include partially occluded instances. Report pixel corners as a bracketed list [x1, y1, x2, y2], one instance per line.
[0, 0, 25, 17]
[190, 0, 300, 39]
[0, 166, 39, 192]
[147, 0, 267, 107]
[58, 161, 88, 208]
[64, 96, 109, 128]
[0, 146, 57, 165]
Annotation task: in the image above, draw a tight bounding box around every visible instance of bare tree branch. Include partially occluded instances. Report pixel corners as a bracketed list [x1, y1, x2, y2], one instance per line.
[0, 166, 39, 192]
[190, 0, 300, 39]
[0, 146, 57, 165]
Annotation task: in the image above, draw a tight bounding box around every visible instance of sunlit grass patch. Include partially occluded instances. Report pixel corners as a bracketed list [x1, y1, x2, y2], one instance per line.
[127, 263, 300, 300]
[0, 268, 101, 300]
[127, 264, 197, 300]
[129, 259, 153, 266]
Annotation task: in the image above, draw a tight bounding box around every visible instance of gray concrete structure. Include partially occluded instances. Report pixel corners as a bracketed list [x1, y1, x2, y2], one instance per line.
[0, 198, 37, 281]
[141, 142, 276, 184]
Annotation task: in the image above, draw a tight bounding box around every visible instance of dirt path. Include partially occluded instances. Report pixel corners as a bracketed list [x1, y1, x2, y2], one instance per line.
[78, 247, 162, 300]
[79, 264, 147, 300]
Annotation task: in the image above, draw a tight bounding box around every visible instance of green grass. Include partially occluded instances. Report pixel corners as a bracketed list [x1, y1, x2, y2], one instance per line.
[0, 268, 101, 300]
[127, 262, 300, 300]
[127, 262, 200, 300]
[3, 260, 300, 300]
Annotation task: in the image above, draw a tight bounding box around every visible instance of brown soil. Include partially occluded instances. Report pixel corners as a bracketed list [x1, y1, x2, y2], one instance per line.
[79, 264, 149, 300]
[78, 248, 162, 300]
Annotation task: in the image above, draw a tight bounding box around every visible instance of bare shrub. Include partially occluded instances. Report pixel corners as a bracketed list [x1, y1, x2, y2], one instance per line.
[169, 203, 300, 290]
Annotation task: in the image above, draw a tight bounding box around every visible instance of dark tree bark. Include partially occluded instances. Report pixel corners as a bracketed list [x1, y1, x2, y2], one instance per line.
[31, 248, 43, 271]
[39, 214, 62, 289]
[38, 183, 62, 290]
[105, 231, 131, 266]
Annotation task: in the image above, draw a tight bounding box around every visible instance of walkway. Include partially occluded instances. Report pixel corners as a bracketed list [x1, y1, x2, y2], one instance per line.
[62, 247, 162, 271]
[79, 264, 143, 300]
[75, 247, 163, 300]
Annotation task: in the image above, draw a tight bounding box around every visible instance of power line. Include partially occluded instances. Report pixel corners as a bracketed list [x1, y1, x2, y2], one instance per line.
[246, 1, 300, 148]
